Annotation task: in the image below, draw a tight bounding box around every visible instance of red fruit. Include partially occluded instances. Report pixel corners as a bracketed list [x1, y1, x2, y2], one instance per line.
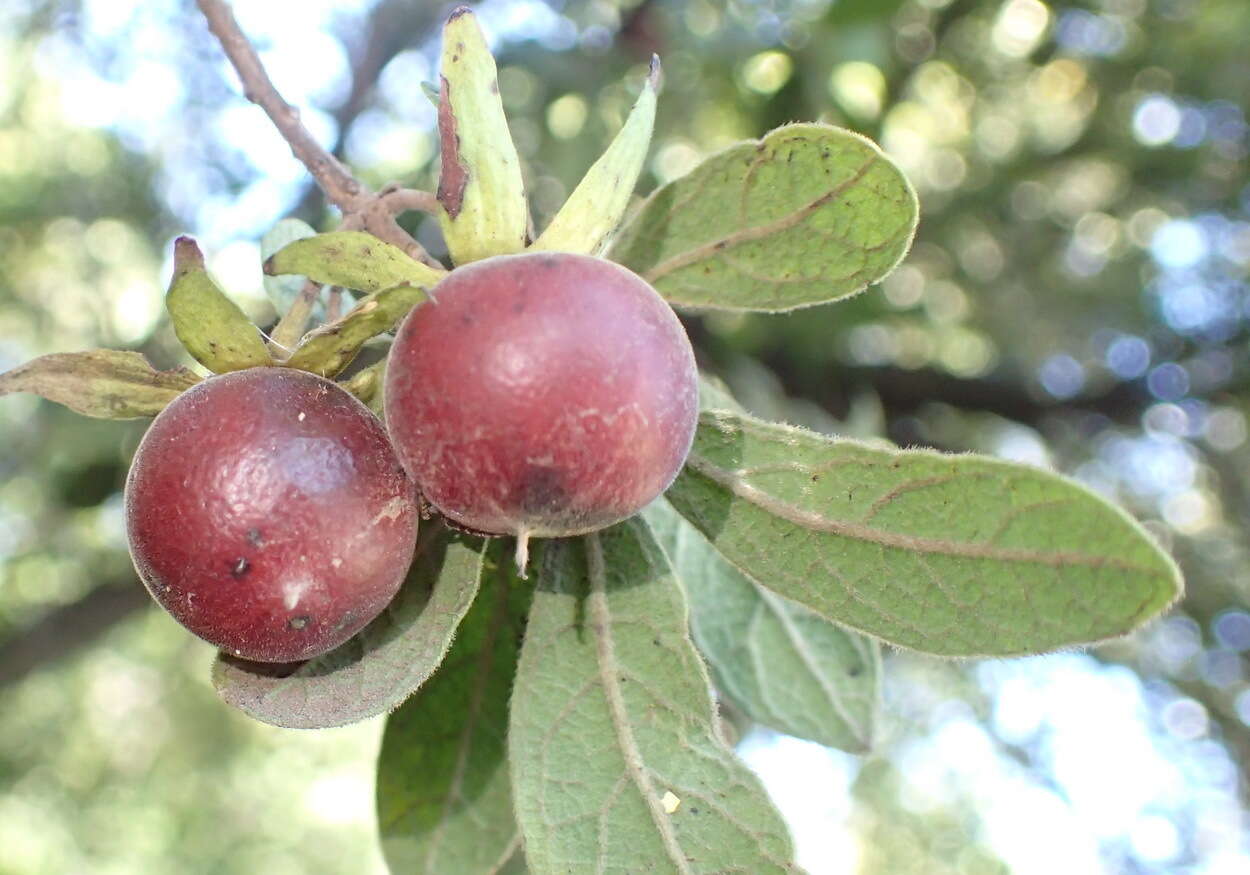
[384, 252, 698, 545]
[125, 368, 418, 663]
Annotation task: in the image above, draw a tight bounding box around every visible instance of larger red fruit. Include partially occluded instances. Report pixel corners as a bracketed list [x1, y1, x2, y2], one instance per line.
[384, 252, 698, 541]
[125, 368, 419, 663]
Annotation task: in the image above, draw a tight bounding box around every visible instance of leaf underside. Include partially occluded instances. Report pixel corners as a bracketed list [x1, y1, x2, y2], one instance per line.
[643, 500, 881, 753]
[668, 410, 1182, 657]
[610, 122, 918, 312]
[377, 543, 530, 875]
[0, 349, 200, 419]
[211, 524, 485, 729]
[509, 521, 795, 874]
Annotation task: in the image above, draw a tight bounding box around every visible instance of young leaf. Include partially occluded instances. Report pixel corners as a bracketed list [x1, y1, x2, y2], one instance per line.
[283, 282, 426, 377]
[669, 411, 1184, 657]
[263, 231, 446, 293]
[211, 523, 485, 729]
[0, 350, 199, 419]
[610, 123, 919, 312]
[436, 7, 529, 264]
[510, 521, 796, 873]
[167, 237, 273, 372]
[643, 500, 880, 753]
[377, 545, 530, 875]
[530, 57, 660, 255]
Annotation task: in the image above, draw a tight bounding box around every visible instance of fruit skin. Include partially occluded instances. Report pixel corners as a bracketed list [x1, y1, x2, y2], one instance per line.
[125, 367, 418, 663]
[384, 251, 698, 538]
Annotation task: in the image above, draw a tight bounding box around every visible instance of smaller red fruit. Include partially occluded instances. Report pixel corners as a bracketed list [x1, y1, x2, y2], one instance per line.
[384, 252, 698, 543]
[125, 368, 418, 663]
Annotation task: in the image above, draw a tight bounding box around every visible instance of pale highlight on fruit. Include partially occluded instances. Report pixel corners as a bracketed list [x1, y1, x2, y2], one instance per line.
[125, 367, 419, 663]
[384, 252, 699, 542]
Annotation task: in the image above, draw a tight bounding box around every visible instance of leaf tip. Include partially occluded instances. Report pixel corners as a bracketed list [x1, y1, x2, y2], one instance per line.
[447, 4, 474, 24]
[648, 54, 662, 90]
[172, 236, 205, 275]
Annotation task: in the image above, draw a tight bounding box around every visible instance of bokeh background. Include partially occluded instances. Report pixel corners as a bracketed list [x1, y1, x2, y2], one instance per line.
[2, 0, 1248, 872]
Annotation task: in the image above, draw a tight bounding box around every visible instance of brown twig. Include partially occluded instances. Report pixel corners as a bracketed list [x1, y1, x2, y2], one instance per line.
[195, 0, 442, 268]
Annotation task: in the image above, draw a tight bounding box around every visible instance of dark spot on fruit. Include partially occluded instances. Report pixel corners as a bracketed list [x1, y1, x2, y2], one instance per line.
[519, 466, 566, 515]
[230, 557, 251, 579]
[288, 616, 311, 630]
[247, 528, 264, 546]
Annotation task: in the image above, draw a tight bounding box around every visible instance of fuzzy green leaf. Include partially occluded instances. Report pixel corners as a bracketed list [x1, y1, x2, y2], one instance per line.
[212, 524, 485, 729]
[510, 522, 795, 874]
[0, 349, 199, 419]
[377, 544, 530, 875]
[531, 57, 659, 256]
[436, 8, 529, 264]
[283, 283, 426, 378]
[644, 500, 880, 753]
[610, 123, 918, 312]
[669, 411, 1183, 657]
[167, 237, 273, 372]
[263, 231, 445, 293]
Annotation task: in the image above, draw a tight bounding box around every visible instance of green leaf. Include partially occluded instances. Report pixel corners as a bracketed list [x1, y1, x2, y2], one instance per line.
[166, 237, 273, 372]
[510, 521, 795, 874]
[531, 57, 659, 256]
[643, 500, 880, 753]
[436, 7, 529, 264]
[610, 123, 918, 312]
[0, 349, 199, 419]
[377, 544, 530, 875]
[283, 282, 427, 378]
[669, 411, 1184, 657]
[263, 231, 445, 293]
[211, 523, 485, 729]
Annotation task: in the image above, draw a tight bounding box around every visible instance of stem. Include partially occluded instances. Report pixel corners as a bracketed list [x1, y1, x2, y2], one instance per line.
[195, 0, 363, 212]
[268, 279, 321, 355]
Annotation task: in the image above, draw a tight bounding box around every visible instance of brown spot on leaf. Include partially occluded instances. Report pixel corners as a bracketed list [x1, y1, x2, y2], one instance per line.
[436, 76, 469, 219]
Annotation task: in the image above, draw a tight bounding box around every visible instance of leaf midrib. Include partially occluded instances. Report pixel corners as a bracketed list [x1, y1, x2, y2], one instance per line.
[641, 155, 880, 284]
[585, 533, 692, 875]
[685, 452, 1164, 575]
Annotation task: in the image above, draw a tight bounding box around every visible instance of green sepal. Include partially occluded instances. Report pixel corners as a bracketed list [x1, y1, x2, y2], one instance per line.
[531, 57, 660, 255]
[436, 7, 529, 264]
[284, 283, 427, 378]
[166, 237, 273, 373]
[263, 231, 445, 293]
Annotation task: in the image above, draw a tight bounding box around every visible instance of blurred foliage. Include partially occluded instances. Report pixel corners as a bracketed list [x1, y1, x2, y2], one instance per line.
[1, 0, 1249, 872]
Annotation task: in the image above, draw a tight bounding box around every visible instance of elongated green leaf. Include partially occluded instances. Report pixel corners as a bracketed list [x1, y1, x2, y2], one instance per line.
[610, 123, 918, 312]
[263, 231, 446, 293]
[510, 522, 795, 874]
[0, 349, 199, 419]
[669, 411, 1183, 657]
[167, 237, 273, 372]
[212, 524, 485, 729]
[377, 544, 530, 875]
[643, 500, 880, 753]
[284, 283, 426, 377]
[436, 7, 529, 264]
[531, 57, 659, 255]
